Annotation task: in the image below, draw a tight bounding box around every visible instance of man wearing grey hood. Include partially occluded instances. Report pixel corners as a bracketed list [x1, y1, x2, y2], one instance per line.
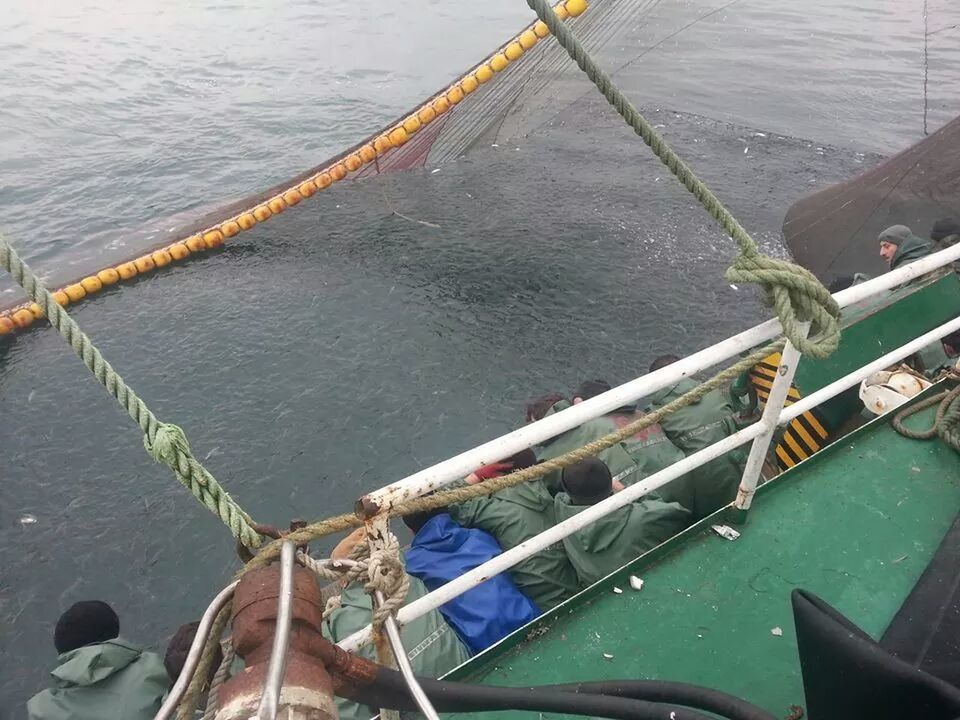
[878, 224, 931, 270]
[877, 224, 951, 375]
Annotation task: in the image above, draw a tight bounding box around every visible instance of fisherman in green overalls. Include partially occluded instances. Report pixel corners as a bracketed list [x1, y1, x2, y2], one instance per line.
[527, 391, 640, 494]
[646, 356, 746, 519]
[27, 601, 169, 720]
[570, 379, 688, 490]
[879, 225, 953, 375]
[321, 528, 471, 720]
[449, 465, 581, 611]
[554, 458, 690, 587]
[879, 224, 931, 272]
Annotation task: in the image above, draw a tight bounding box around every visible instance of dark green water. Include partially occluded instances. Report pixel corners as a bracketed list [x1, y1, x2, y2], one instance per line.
[1, 103, 878, 713]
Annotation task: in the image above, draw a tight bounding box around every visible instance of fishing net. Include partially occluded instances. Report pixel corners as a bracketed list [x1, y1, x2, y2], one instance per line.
[2, 0, 958, 322]
[784, 115, 960, 281]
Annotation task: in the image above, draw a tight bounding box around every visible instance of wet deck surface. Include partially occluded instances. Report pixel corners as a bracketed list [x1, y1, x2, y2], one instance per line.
[451, 399, 960, 718]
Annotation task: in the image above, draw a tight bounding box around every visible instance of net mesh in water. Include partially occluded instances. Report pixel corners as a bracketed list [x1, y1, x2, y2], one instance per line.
[783, 115, 960, 282]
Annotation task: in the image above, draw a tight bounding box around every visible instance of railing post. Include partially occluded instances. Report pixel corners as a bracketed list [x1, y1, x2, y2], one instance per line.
[730, 322, 810, 524]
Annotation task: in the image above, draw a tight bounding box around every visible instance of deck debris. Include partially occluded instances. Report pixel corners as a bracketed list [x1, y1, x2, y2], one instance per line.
[602, 653, 614, 660]
[786, 704, 805, 720]
[711, 525, 741, 541]
[771, 626, 784, 636]
[19, 514, 37, 526]
[629, 575, 644, 591]
[612, 586, 623, 594]
[893, 554, 908, 564]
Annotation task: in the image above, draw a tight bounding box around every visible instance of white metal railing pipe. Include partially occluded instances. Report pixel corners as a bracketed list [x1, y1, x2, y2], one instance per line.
[358, 243, 960, 512]
[339, 420, 768, 651]
[830, 243, 960, 308]
[781, 314, 960, 424]
[340, 313, 960, 653]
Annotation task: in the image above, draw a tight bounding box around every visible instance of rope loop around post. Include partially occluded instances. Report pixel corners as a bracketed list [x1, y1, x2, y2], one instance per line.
[525, 0, 841, 359]
[726, 253, 841, 358]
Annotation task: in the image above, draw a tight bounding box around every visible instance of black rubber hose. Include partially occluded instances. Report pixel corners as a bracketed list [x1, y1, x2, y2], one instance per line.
[347, 665, 769, 720]
[541, 680, 776, 720]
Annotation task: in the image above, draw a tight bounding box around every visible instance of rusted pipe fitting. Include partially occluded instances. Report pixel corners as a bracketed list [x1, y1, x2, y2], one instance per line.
[354, 496, 381, 520]
[215, 560, 337, 720]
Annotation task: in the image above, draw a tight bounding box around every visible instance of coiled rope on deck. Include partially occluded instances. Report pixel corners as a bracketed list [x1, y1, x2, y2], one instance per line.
[892, 384, 960, 451]
[0, 236, 262, 549]
[525, 0, 841, 359]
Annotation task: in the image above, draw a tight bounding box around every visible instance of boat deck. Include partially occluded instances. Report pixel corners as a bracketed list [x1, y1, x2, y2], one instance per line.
[448, 392, 960, 718]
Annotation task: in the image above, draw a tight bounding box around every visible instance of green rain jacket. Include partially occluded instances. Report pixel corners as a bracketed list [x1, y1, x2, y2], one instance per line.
[647, 378, 745, 519]
[536, 400, 641, 493]
[888, 234, 950, 374]
[27, 639, 168, 720]
[890, 233, 931, 271]
[554, 493, 691, 587]
[323, 575, 471, 720]
[449, 478, 580, 610]
[609, 410, 686, 485]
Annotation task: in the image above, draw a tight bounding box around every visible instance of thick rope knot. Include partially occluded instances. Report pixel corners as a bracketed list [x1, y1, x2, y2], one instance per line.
[726, 253, 841, 358]
[364, 535, 410, 631]
[144, 422, 192, 468]
[142, 421, 261, 549]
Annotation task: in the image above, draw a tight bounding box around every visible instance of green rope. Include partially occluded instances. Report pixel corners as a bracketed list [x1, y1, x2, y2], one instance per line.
[0, 236, 262, 549]
[527, 0, 841, 359]
[892, 384, 960, 451]
[241, 339, 785, 573]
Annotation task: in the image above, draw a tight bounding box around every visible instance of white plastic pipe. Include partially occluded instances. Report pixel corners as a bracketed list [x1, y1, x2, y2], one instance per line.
[340, 312, 960, 653]
[361, 242, 960, 510]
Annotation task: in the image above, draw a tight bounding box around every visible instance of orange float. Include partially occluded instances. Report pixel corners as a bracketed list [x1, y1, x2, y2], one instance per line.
[97, 268, 121, 285]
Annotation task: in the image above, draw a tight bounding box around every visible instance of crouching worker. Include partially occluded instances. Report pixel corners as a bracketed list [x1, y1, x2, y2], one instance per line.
[647, 355, 746, 519]
[449, 453, 581, 612]
[555, 458, 690, 587]
[163, 621, 230, 714]
[27, 601, 169, 720]
[404, 508, 540, 654]
[321, 528, 471, 720]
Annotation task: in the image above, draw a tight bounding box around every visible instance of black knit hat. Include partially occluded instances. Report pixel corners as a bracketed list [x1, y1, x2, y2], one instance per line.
[931, 218, 960, 242]
[573, 379, 612, 401]
[562, 458, 614, 505]
[54, 601, 119, 653]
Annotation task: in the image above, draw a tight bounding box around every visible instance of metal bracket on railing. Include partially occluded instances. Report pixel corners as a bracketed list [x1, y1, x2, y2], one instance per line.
[732, 322, 810, 521]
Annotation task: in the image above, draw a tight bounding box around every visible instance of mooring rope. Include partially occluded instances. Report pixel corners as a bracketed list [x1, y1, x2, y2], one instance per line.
[525, 0, 841, 359]
[0, 236, 262, 549]
[892, 383, 960, 451]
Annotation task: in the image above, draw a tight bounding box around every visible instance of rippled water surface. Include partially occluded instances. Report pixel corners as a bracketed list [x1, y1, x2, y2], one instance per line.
[1, 0, 958, 714]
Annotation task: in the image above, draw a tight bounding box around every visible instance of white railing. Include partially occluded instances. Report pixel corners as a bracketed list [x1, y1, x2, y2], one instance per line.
[340, 242, 960, 652]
